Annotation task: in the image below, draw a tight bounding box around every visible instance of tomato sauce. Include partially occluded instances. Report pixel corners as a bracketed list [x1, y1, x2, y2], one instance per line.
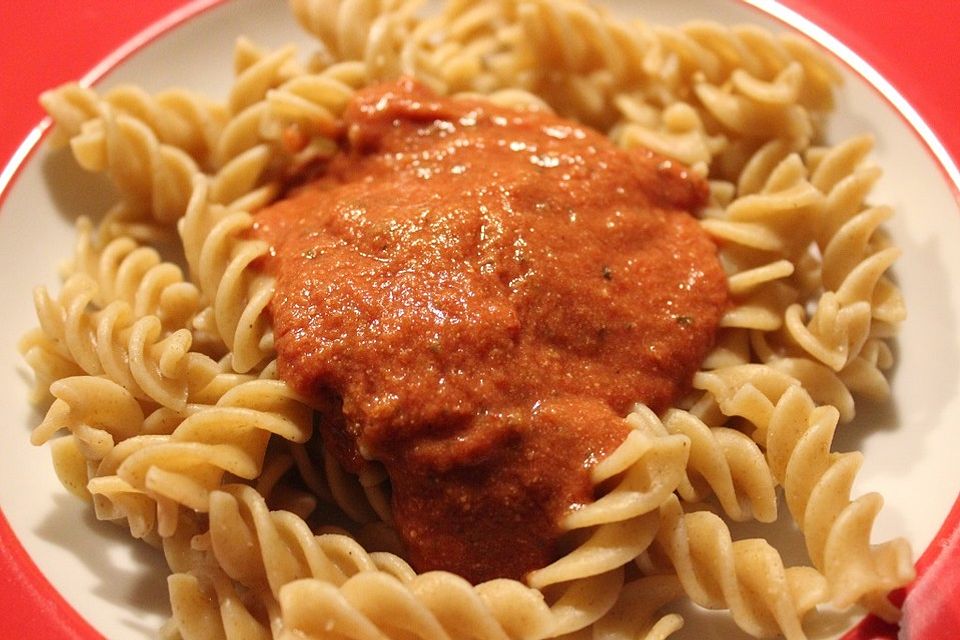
[252, 78, 728, 583]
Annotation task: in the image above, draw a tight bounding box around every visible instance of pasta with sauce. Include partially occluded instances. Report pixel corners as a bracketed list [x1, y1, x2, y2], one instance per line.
[22, 1, 914, 638]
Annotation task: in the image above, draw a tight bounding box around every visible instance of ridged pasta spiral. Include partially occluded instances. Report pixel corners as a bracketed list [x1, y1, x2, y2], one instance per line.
[164, 483, 683, 640]
[702, 150, 824, 333]
[286, 0, 839, 168]
[39, 39, 308, 226]
[288, 439, 396, 527]
[17, 326, 84, 403]
[28, 269, 215, 410]
[647, 21, 839, 113]
[41, 82, 228, 165]
[64, 217, 203, 334]
[781, 137, 904, 392]
[84, 378, 312, 539]
[66, 101, 201, 224]
[212, 38, 301, 173]
[31, 376, 145, 461]
[169, 484, 558, 640]
[248, 408, 689, 638]
[29, 375, 169, 541]
[661, 407, 777, 523]
[397, 1, 534, 96]
[178, 178, 275, 373]
[514, 3, 839, 157]
[180, 39, 304, 215]
[650, 495, 828, 640]
[259, 59, 368, 179]
[206, 52, 370, 216]
[290, 0, 423, 76]
[724, 136, 906, 405]
[525, 407, 688, 595]
[694, 364, 915, 620]
[663, 28, 815, 151]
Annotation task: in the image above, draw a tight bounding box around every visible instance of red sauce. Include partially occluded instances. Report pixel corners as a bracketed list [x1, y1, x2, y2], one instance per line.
[253, 78, 728, 583]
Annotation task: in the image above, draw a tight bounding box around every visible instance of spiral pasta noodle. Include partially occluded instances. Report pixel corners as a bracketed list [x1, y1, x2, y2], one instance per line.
[179, 177, 275, 372]
[694, 365, 914, 620]
[651, 494, 828, 640]
[87, 378, 312, 539]
[28, 272, 210, 410]
[22, 1, 916, 638]
[65, 217, 203, 331]
[166, 483, 678, 640]
[661, 407, 777, 524]
[41, 82, 227, 164]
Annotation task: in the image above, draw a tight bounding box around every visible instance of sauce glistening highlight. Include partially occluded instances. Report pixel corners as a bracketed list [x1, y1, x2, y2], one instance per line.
[253, 78, 729, 583]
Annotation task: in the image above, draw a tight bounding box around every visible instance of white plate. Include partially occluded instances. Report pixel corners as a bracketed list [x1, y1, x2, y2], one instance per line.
[1, 1, 958, 638]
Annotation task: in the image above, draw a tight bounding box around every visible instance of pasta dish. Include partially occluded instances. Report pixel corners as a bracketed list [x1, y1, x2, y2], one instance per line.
[21, 1, 914, 638]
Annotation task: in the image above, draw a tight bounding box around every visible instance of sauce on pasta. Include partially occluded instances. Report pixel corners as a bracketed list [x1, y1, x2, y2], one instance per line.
[253, 78, 728, 583]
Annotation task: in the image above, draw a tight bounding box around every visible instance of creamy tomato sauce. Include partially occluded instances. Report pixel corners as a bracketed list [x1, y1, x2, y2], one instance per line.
[253, 78, 728, 583]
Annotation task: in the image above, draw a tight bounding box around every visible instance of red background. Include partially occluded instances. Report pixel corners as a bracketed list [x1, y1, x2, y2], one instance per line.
[1, 1, 958, 638]
[2, 1, 958, 169]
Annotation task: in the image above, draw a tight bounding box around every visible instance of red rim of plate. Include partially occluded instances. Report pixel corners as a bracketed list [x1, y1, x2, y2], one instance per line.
[0, 2, 958, 639]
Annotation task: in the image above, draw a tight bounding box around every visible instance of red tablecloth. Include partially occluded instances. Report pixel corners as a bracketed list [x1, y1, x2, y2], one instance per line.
[2, 1, 958, 169]
[2, 2, 958, 638]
